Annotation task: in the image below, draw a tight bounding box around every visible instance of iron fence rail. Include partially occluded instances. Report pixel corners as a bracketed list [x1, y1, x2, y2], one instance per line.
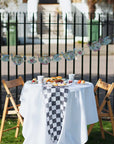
[0, 13, 114, 113]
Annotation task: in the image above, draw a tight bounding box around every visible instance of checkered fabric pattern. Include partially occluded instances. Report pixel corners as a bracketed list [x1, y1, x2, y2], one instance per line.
[43, 86, 69, 143]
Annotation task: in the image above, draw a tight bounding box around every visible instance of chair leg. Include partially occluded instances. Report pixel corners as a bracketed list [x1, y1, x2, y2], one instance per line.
[15, 118, 20, 138]
[0, 97, 9, 142]
[107, 101, 114, 136]
[95, 95, 105, 139]
[88, 123, 95, 136]
[10, 96, 23, 126]
[88, 116, 105, 139]
[99, 114, 105, 139]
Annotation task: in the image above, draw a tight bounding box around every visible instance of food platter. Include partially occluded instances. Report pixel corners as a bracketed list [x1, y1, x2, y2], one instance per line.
[44, 76, 72, 87]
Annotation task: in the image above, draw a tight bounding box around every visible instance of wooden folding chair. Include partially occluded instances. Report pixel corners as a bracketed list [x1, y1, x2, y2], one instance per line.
[88, 79, 114, 139]
[0, 76, 24, 142]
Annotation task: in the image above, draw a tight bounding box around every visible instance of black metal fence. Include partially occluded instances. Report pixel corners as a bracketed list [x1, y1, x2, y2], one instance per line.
[0, 12, 114, 114]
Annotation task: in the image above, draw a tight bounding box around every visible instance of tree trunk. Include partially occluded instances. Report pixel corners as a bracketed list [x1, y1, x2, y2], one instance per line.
[87, 0, 97, 19]
[88, 3, 96, 19]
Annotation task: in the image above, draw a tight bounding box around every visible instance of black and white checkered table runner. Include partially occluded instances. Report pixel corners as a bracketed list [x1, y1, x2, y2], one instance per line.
[43, 86, 69, 143]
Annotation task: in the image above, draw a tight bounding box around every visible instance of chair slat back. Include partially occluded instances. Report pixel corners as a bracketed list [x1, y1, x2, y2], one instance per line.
[2, 76, 24, 89]
[96, 79, 111, 91]
[2, 76, 24, 95]
[95, 79, 114, 114]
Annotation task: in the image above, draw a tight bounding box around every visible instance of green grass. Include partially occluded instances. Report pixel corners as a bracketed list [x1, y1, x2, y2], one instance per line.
[87, 121, 114, 144]
[0, 119, 24, 144]
[0, 119, 114, 144]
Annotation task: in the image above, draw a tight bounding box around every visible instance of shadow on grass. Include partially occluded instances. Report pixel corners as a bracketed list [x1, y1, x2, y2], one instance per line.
[87, 121, 114, 144]
[87, 131, 114, 144]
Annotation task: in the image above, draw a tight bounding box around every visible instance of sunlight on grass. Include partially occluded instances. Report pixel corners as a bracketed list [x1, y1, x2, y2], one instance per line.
[0, 119, 114, 144]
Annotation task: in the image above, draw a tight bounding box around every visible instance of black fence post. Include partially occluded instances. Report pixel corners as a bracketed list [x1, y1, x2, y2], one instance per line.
[81, 13, 84, 80]
[16, 13, 18, 79]
[32, 13, 34, 79]
[106, 13, 109, 83]
[56, 13, 59, 76]
[7, 13, 10, 81]
[16, 13, 18, 104]
[89, 13, 92, 82]
[40, 13, 42, 76]
[73, 13, 76, 75]
[0, 13, 2, 114]
[97, 14, 100, 81]
[24, 13, 26, 82]
[65, 14, 67, 78]
[48, 14, 51, 77]
[97, 14, 101, 100]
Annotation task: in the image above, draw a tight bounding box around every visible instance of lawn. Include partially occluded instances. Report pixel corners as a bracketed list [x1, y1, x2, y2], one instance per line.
[0, 119, 114, 144]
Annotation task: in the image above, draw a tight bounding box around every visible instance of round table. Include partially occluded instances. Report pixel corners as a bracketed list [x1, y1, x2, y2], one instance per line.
[20, 80, 98, 144]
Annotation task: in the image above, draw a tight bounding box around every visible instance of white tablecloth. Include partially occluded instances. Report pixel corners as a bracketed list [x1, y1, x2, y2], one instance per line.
[20, 81, 98, 144]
